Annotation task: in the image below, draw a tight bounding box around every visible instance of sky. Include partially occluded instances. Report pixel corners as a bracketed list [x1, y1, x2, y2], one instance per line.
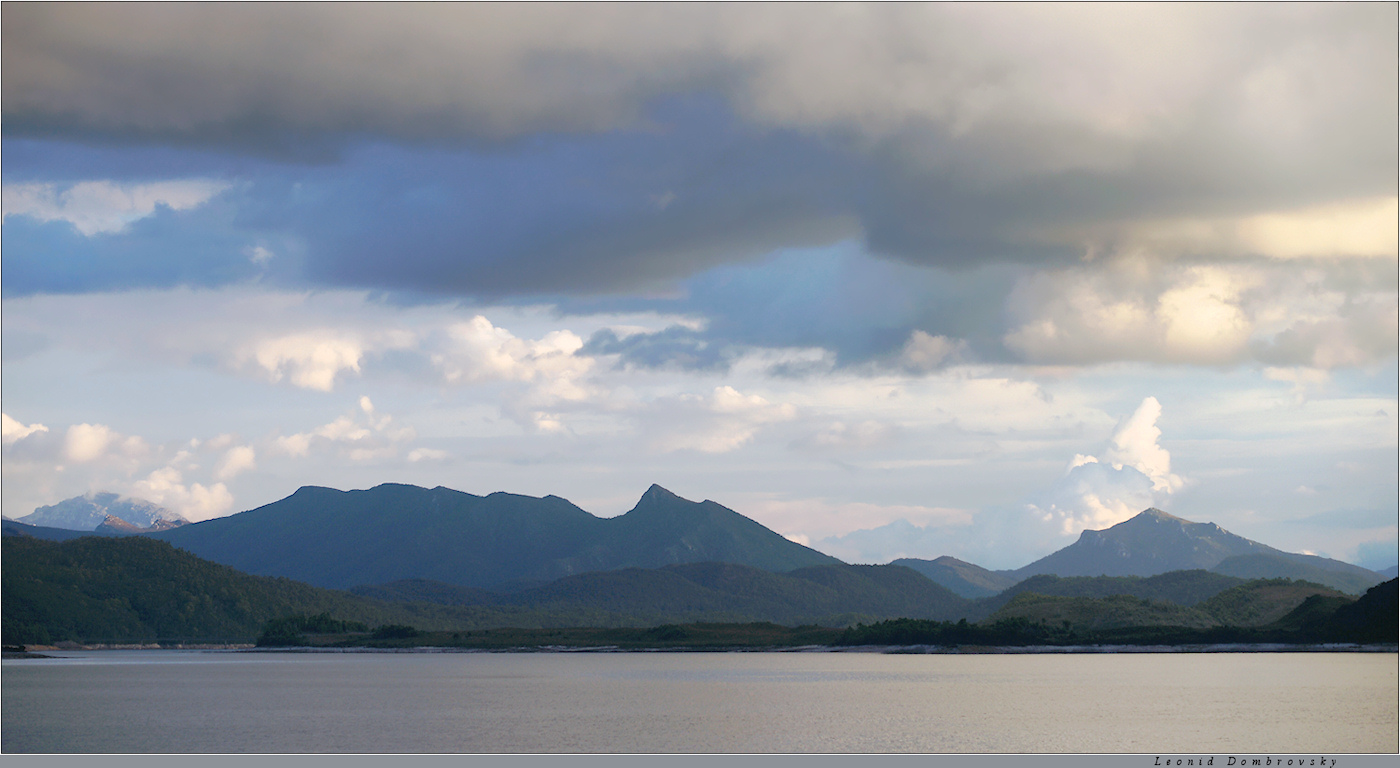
[2, 4, 1396, 571]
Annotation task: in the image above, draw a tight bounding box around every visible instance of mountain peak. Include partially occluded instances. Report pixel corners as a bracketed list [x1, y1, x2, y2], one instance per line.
[1020, 507, 1283, 578]
[640, 484, 682, 503]
[1135, 508, 1186, 523]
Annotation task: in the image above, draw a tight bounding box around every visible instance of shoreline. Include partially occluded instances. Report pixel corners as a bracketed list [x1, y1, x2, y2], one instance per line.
[7, 642, 1396, 657]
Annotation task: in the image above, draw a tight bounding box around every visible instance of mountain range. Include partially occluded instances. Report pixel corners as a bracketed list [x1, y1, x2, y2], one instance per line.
[4, 482, 1395, 647]
[147, 483, 838, 590]
[10, 485, 1390, 597]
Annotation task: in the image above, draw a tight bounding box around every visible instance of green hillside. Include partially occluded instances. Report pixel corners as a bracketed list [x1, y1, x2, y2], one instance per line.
[976, 570, 1245, 616]
[1210, 552, 1384, 595]
[982, 578, 1349, 632]
[842, 579, 1395, 648]
[2, 536, 447, 644]
[986, 593, 1215, 631]
[356, 561, 972, 625]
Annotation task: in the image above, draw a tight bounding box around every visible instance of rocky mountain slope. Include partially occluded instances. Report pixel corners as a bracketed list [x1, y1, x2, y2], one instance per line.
[17, 492, 186, 531]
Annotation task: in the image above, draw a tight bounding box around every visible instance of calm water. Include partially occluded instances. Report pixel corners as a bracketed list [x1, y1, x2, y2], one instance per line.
[3, 650, 1395, 753]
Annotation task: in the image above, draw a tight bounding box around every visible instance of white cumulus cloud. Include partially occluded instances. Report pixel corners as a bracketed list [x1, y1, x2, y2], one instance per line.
[64, 423, 117, 463]
[431, 315, 592, 387]
[1, 179, 229, 236]
[2, 413, 49, 445]
[1103, 397, 1184, 494]
[1027, 396, 1183, 536]
[131, 466, 234, 521]
[249, 332, 367, 391]
[214, 445, 256, 481]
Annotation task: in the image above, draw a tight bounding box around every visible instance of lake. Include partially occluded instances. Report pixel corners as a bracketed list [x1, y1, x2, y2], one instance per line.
[2, 650, 1395, 753]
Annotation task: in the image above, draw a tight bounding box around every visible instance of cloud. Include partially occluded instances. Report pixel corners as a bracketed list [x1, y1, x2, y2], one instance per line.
[0, 415, 246, 522]
[1263, 367, 1330, 405]
[131, 466, 233, 522]
[1004, 265, 1251, 365]
[813, 519, 967, 565]
[1, 179, 229, 236]
[8, 6, 1391, 173]
[743, 497, 972, 545]
[64, 423, 117, 463]
[1073, 197, 1399, 262]
[426, 316, 601, 433]
[271, 398, 416, 462]
[582, 325, 730, 372]
[1029, 461, 1158, 537]
[430, 316, 591, 387]
[900, 330, 964, 372]
[1251, 296, 1399, 370]
[2, 5, 1392, 304]
[1027, 397, 1183, 536]
[1102, 397, 1183, 494]
[2, 413, 48, 445]
[214, 445, 256, 481]
[246, 245, 274, 266]
[791, 420, 897, 452]
[247, 332, 367, 391]
[647, 386, 797, 453]
[1354, 539, 1399, 571]
[406, 448, 449, 463]
[1003, 261, 1398, 369]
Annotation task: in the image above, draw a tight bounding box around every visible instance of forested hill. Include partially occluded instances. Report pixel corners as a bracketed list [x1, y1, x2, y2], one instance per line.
[354, 561, 972, 625]
[2, 535, 474, 645]
[1, 536, 961, 644]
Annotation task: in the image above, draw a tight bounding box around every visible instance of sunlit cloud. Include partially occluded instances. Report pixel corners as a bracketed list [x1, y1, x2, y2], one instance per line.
[1028, 397, 1183, 537]
[2, 413, 49, 445]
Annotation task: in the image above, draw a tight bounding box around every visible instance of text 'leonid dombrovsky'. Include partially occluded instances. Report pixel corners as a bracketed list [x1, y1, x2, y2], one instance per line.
[1155, 758, 1339, 767]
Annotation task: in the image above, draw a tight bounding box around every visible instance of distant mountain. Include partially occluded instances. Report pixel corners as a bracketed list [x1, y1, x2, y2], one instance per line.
[891, 556, 1017, 598]
[1378, 565, 1399, 579]
[1014, 509, 1271, 578]
[151, 483, 840, 590]
[1009, 509, 1385, 593]
[18, 492, 185, 531]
